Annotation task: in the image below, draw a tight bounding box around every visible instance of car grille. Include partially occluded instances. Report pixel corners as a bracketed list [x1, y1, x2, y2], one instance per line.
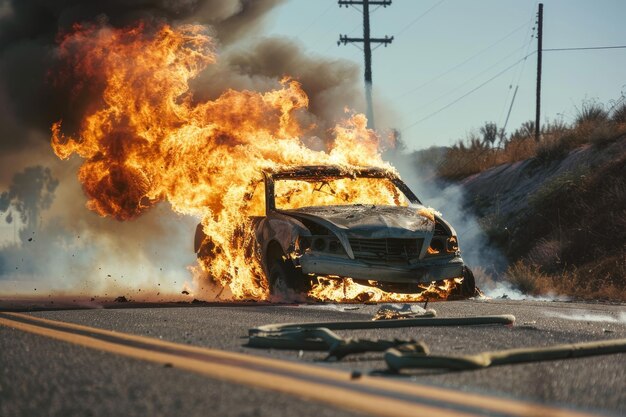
[348, 238, 423, 262]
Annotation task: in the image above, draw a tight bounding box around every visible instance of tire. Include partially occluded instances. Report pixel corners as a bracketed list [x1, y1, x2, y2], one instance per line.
[448, 266, 477, 299]
[268, 256, 311, 296]
[459, 266, 477, 297]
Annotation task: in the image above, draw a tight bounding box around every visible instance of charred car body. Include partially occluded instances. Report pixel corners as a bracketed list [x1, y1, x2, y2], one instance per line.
[195, 166, 475, 295]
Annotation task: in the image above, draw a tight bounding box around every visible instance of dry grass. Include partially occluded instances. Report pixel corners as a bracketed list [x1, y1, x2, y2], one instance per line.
[437, 99, 626, 181]
[499, 136, 537, 163]
[438, 97, 626, 301]
[504, 255, 626, 301]
[611, 101, 626, 124]
[504, 261, 552, 295]
[436, 136, 496, 180]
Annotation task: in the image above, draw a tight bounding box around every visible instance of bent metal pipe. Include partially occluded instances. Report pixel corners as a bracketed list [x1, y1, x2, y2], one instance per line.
[384, 338, 626, 371]
[248, 314, 516, 360]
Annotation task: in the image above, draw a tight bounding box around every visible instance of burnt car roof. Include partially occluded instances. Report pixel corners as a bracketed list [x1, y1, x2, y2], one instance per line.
[264, 165, 421, 207]
[267, 165, 397, 181]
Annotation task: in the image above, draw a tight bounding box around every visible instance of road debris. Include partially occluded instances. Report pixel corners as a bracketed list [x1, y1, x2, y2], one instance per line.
[251, 314, 515, 334]
[372, 304, 435, 320]
[249, 327, 417, 360]
[384, 338, 626, 372]
[248, 314, 515, 360]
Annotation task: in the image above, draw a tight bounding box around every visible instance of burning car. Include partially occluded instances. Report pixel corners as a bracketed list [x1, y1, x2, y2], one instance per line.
[194, 165, 475, 297]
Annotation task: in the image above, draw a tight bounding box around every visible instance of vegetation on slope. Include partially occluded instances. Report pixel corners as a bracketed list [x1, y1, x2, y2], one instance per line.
[434, 100, 626, 181]
[416, 98, 626, 300]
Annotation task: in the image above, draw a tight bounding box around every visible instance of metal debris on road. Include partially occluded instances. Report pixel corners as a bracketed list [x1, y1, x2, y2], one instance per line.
[248, 314, 515, 360]
[249, 327, 419, 361]
[250, 314, 515, 334]
[372, 303, 436, 320]
[384, 338, 626, 371]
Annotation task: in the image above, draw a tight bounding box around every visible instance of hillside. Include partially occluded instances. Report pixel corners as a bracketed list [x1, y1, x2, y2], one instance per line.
[460, 134, 625, 300]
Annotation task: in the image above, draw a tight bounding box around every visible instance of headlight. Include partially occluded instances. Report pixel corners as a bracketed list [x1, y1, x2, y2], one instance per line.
[429, 238, 444, 253]
[306, 235, 345, 255]
[446, 236, 458, 252]
[427, 235, 458, 256]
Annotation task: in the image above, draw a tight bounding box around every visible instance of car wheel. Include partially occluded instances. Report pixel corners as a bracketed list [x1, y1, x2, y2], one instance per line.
[448, 266, 477, 299]
[268, 257, 311, 296]
[459, 266, 477, 297]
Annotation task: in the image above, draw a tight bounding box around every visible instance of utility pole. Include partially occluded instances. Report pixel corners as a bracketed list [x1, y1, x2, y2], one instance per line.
[535, 3, 543, 142]
[338, 0, 393, 129]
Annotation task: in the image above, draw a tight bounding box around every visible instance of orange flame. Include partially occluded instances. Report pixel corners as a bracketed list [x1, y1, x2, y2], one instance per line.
[51, 23, 456, 302]
[308, 277, 464, 303]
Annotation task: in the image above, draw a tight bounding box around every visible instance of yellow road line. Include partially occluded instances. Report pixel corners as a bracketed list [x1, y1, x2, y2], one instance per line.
[0, 314, 476, 417]
[0, 312, 602, 417]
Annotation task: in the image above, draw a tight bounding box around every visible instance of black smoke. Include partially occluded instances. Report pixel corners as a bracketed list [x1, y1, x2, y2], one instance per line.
[0, 0, 362, 155]
[0, 0, 286, 152]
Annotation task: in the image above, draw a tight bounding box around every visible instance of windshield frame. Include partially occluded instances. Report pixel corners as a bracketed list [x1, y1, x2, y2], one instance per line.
[264, 166, 420, 214]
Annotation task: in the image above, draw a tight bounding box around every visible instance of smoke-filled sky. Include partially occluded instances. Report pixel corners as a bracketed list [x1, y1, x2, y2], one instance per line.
[0, 0, 386, 297]
[0, 0, 306, 292]
[266, 0, 626, 149]
[2, 0, 624, 164]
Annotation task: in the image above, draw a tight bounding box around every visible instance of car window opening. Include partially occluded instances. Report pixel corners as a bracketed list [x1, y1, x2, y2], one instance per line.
[275, 177, 410, 210]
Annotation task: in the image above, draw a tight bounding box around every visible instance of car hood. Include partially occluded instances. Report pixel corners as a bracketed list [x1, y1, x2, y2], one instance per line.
[282, 205, 434, 239]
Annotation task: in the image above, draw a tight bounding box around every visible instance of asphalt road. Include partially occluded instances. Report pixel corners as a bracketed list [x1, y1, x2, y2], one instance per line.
[1, 299, 625, 417]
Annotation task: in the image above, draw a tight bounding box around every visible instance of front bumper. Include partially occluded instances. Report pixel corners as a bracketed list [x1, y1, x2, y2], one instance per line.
[299, 253, 464, 283]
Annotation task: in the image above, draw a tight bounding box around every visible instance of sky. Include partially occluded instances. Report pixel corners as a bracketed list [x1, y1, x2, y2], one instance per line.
[264, 0, 626, 150]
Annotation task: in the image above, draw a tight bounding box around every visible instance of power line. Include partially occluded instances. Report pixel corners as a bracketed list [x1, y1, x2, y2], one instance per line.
[534, 2, 543, 142]
[502, 85, 519, 134]
[297, 3, 334, 37]
[431, 42, 626, 177]
[402, 44, 624, 133]
[324, 22, 361, 53]
[543, 45, 626, 51]
[395, 0, 445, 36]
[402, 52, 536, 130]
[398, 43, 528, 120]
[402, 41, 624, 137]
[394, 19, 532, 100]
[497, 1, 538, 127]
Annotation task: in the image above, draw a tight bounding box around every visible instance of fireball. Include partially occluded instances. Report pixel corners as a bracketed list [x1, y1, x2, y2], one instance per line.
[51, 23, 461, 302]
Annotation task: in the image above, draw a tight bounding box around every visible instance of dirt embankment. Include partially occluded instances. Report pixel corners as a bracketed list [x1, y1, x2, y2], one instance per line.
[460, 135, 626, 300]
